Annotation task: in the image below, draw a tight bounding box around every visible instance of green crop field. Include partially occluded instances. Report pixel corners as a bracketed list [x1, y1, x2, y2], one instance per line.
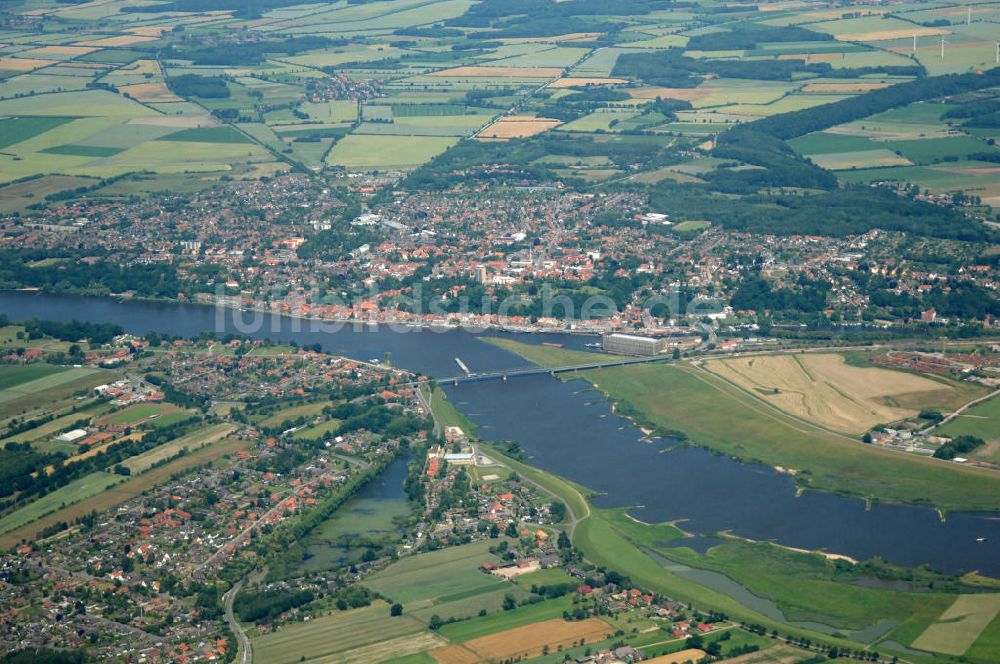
[101, 403, 172, 425]
[364, 539, 510, 608]
[0, 471, 123, 536]
[884, 136, 994, 165]
[160, 126, 253, 144]
[0, 116, 75, 149]
[325, 135, 458, 169]
[121, 423, 236, 474]
[0, 368, 116, 422]
[291, 418, 341, 441]
[0, 364, 69, 391]
[0, 367, 99, 404]
[257, 401, 329, 428]
[436, 594, 576, 641]
[252, 601, 436, 664]
[809, 149, 912, 170]
[938, 394, 1000, 440]
[512, 566, 578, 590]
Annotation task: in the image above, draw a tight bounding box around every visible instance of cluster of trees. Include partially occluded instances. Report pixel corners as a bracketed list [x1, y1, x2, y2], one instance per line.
[0, 249, 184, 298]
[123, 0, 332, 18]
[24, 318, 122, 345]
[613, 48, 832, 88]
[933, 435, 984, 460]
[323, 399, 428, 438]
[406, 133, 676, 190]
[648, 181, 992, 242]
[710, 130, 837, 192]
[167, 74, 229, 99]
[295, 202, 366, 261]
[443, 0, 669, 37]
[942, 97, 1000, 128]
[143, 374, 211, 411]
[234, 587, 315, 623]
[685, 24, 832, 51]
[167, 36, 342, 65]
[731, 274, 829, 314]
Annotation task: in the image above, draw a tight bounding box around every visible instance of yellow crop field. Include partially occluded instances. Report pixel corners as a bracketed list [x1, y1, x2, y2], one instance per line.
[24, 46, 98, 58]
[463, 618, 613, 660]
[0, 57, 58, 72]
[778, 52, 845, 62]
[912, 593, 1000, 655]
[705, 353, 951, 434]
[119, 82, 181, 103]
[645, 648, 708, 664]
[74, 35, 159, 48]
[429, 644, 482, 664]
[126, 26, 172, 36]
[835, 27, 948, 42]
[477, 116, 561, 139]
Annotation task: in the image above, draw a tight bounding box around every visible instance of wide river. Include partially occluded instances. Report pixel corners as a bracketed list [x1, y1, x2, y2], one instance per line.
[3, 291, 998, 577]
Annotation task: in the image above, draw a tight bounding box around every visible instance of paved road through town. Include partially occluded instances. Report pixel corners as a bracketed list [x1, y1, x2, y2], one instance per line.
[223, 581, 251, 664]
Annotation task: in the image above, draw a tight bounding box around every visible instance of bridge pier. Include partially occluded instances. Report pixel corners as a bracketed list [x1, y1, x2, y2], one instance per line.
[549, 370, 555, 377]
[502, 374, 507, 381]
[453, 378, 458, 386]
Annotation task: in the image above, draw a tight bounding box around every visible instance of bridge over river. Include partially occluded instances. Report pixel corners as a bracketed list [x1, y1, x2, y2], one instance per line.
[435, 353, 672, 385]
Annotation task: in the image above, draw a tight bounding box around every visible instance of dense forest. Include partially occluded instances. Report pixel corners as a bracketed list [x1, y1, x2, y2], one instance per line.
[165, 36, 341, 66]
[684, 24, 833, 51]
[446, 0, 672, 37]
[647, 182, 992, 241]
[166, 74, 229, 99]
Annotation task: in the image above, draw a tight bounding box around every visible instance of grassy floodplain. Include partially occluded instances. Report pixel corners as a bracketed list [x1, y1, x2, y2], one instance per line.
[488, 339, 1000, 512]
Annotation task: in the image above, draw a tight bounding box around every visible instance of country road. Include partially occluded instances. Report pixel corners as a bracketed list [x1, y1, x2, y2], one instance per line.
[224, 581, 251, 664]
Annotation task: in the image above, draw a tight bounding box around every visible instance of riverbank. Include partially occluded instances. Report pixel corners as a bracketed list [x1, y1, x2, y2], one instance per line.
[490, 338, 1000, 514]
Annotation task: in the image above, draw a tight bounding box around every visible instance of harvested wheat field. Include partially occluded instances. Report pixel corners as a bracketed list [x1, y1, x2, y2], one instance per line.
[24, 45, 98, 58]
[549, 76, 627, 88]
[778, 52, 845, 62]
[508, 32, 602, 43]
[802, 82, 890, 93]
[333, 632, 447, 664]
[912, 593, 1000, 655]
[126, 26, 172, 36]
[429, 644, 482, 664]
[706, 353, 950, 434]
[119, 82, 181, 103]
[75, 35, 159, 48]
[463, 618, 613, 660]
[430, 66, 563, 78]
[0, 57, 57, 72]
[645, 648, 708, 664]
[128, 115, 218, 128]
[477, 117, 561, 139]
[835, 27, 948, 42]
